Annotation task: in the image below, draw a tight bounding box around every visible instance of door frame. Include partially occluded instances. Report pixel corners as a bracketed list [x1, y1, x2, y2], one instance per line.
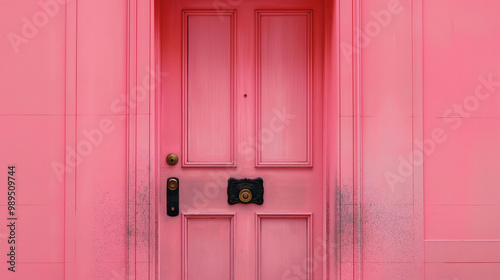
[125, 0, 361, 279]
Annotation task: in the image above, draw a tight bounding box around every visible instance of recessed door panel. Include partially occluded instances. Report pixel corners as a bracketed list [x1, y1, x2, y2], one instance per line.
[256, 12, 312, 166]
[183, 215, 234, 280]
[183, 12, 235, 166]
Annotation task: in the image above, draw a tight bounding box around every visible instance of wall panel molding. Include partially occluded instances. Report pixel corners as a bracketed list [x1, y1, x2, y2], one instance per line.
[127, 1, 138, 280]
[128, 0, 157, 279]
[413, 0, 424, 278]
[64, 0, 77, 278]
[352, 0, 363, 278]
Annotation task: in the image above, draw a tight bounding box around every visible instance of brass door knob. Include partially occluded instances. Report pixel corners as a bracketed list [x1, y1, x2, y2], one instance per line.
[239, 189, 252, 203]
[166, 153, 179, 166]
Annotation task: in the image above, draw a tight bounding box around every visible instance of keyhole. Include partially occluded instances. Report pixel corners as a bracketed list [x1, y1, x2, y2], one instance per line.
[170, 158, 174, 163]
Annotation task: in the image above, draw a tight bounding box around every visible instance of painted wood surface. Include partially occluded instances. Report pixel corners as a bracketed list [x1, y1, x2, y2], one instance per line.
[159, 1, 325, 280]
[1, 0, 500, 279]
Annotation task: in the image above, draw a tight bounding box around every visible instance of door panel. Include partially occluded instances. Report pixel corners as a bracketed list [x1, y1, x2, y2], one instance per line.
[257, 11, 312, 165]
[159, 0, 324, 279]
[183, 214, 234, 280]
[257, 214, 312, 280]
[183, 12, 235, 166]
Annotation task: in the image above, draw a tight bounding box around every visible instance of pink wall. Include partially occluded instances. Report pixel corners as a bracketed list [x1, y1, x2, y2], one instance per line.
[422, 0, 500, 278]
[1, 0, 499, 279]
[338, 0, 500, 279]
[1, 0, 66, 278]
[0, 0, 138, 279]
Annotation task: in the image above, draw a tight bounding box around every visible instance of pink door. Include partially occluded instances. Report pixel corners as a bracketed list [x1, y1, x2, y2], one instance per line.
[158, 0, 327, 279]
